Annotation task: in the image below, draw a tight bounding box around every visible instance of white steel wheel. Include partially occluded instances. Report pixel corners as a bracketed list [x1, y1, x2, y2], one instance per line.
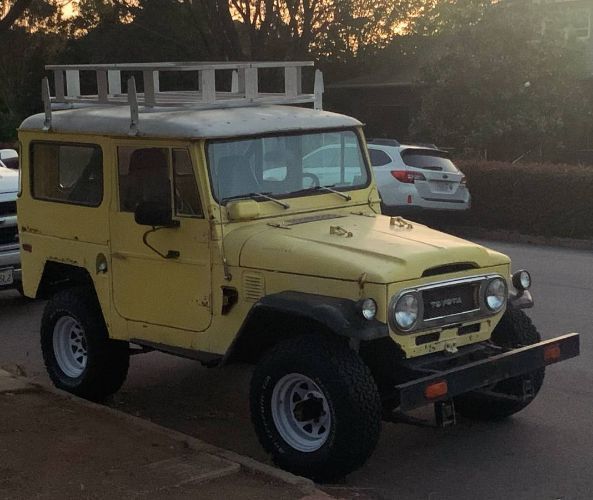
[52, 316, 88, 378]
[271, 373, 332, 453]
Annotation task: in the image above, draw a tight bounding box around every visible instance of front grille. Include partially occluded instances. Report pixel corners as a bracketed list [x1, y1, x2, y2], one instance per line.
[0, 201, 16, 216]
[422, 282, 480, 320]
[0, 225, 18, 246]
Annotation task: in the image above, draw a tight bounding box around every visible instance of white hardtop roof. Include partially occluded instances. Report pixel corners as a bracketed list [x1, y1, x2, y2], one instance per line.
[20, 105, 362, 140]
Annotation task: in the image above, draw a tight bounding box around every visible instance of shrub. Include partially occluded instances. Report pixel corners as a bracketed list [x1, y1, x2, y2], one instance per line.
[415, 160, 593, 240]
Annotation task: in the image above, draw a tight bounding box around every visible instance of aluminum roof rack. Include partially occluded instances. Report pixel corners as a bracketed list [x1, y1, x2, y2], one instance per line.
[41, 61, 324, 134]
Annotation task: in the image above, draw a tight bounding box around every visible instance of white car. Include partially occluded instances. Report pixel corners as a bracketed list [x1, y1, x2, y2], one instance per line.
[367, 139, 470, 213]
[0, 149, 21, 291]
[0, 149, 19, 169]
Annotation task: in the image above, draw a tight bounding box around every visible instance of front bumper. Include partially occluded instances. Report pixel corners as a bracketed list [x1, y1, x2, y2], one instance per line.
[394, 332, 580, 411]
[0, 246, 22, 290]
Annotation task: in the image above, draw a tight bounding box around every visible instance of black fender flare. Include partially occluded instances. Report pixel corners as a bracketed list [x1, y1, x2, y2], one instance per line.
[223, 291, 389, 364]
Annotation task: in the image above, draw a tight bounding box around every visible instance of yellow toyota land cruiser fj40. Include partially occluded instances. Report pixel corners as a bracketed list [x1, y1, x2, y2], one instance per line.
[17, 62, 579, 480]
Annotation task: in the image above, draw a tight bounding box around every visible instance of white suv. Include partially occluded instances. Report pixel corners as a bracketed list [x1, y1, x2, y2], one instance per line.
[0, 149, 21, 291]
[367, 139, 470, 213]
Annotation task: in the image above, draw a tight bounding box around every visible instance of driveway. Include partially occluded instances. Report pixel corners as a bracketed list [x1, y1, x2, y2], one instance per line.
[1, 240, 591, 499]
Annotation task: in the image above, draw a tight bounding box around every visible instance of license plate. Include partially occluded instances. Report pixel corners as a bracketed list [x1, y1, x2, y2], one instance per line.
[429, 181, 455, 193]
[0, 268, 14, 286]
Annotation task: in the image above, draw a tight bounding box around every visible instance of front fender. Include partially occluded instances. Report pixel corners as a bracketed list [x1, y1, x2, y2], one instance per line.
[223, 291, 389, 364]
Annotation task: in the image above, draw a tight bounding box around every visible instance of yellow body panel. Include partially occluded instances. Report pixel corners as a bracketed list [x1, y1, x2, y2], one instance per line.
[17, 127, 512, 359]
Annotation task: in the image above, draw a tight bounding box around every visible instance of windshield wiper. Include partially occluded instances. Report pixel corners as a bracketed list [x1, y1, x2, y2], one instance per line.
[221, 192, 290, 209]
[312, 185, 352, 201]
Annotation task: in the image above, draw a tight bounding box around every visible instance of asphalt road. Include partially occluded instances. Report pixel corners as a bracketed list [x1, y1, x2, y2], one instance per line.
[1, 240, 591, 499]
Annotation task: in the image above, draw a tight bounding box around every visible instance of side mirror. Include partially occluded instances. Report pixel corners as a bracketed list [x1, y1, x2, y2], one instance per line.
[134, 201, 179, 227]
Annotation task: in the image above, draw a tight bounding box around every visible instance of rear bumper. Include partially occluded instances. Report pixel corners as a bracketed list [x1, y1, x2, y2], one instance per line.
[394, 333, 580, 411]
[377, 176, 471, 212]
[0, 246, 20, 268]
[0, 267, 22, 290]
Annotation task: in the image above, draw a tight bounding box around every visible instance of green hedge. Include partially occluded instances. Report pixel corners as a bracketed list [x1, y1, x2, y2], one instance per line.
[413, 160, 593, 240]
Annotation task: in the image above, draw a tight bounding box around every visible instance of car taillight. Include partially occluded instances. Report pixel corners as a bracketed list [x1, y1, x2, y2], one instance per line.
[390, 170, 426, 183]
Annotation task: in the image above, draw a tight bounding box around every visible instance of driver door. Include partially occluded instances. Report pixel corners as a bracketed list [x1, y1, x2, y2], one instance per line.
[109, 143, 212, 333]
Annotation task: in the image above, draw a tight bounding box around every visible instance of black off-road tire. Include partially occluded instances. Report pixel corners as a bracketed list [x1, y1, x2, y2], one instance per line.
[455, 308, 545, 421]
[41, 286, 130, 401]
[250, 335, 382, 482]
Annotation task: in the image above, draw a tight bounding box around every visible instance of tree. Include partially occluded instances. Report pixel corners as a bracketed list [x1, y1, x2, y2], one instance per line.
[227, 0, 424, 60]
[410, 1, 591, 160]
[411, 0, 494, 36]
[0, 0, 68, 139]
[0, 0, 34, 33]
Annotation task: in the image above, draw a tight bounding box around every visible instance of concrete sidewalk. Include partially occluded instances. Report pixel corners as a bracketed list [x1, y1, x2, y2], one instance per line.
[0, 369, 328, 499]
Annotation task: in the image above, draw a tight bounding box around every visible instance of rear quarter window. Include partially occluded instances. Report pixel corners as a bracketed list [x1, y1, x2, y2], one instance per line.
[368, 148, 392, 167]
[1, 157, 18, 169]
[30, 142, 103, 206]
[400, 149, 459, 173]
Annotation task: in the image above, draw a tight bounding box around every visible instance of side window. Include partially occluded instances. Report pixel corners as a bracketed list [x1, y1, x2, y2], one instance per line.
[173, 149, 203, 217]
[368, 148, 392, 167]
[31, 142, 102, 206]
[118, 147, 170, 212]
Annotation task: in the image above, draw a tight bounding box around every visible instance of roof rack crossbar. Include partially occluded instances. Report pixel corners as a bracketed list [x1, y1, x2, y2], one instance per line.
[44, 61, 323, 111]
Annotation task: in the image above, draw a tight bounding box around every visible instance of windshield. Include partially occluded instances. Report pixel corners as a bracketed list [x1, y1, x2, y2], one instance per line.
[207, 130, 369, 203]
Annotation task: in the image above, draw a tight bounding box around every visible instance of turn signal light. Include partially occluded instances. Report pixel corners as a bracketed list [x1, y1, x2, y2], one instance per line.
[425, 380, 448, 400]
[544, 344, 561, 362]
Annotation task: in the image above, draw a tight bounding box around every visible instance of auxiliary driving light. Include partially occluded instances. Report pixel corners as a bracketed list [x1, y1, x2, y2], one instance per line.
[359, 298, 377, 320]
[512, 270, 532, 291]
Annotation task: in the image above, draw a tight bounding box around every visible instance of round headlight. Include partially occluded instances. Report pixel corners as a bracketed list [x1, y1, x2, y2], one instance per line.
[360, 298, 377, 320]
[394, 292, 419, 330]
[485, 277, 507, 311]
[512, 270, 531, 291]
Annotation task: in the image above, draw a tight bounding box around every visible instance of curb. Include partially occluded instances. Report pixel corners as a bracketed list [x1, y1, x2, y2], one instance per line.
[0, 370, 319, 496]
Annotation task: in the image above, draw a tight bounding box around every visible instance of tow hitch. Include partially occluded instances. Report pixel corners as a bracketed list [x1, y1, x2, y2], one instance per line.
[384, 400, 457, 428]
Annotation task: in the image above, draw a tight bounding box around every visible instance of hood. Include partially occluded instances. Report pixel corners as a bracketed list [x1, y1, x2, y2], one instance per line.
[225, 213, 510, 284]
[0, 167, 18, 194]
